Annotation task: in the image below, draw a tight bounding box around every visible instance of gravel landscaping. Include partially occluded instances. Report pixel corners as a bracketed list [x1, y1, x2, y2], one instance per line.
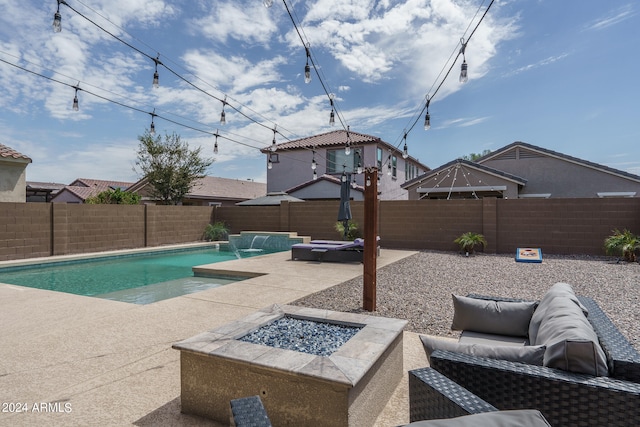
[292, 250, 640, 349]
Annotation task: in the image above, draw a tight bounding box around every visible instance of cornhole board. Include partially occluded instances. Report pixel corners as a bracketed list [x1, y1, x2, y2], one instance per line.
[516, 248, 542, 263]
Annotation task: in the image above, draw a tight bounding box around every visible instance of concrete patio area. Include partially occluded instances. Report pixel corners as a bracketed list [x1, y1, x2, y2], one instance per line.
[0, 247, 428, 426]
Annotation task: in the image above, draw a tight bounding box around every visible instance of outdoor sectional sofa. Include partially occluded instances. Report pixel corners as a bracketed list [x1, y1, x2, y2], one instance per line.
[413, 283, 640, 427]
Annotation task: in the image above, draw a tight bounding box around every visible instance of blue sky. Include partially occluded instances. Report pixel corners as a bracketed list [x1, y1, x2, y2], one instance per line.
[0, 0, 638, 185]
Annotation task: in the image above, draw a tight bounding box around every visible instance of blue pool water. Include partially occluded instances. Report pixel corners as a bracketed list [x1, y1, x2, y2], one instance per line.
[0, 247, 270, 304]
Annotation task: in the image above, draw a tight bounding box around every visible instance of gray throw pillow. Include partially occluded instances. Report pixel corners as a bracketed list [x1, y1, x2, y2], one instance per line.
[420, 335, 545, 366]
[405, 409, 551, 427]
[451, 295, 537, 337]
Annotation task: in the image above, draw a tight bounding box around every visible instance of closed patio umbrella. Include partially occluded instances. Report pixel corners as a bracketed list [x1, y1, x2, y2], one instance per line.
[337, 173, 352, 239]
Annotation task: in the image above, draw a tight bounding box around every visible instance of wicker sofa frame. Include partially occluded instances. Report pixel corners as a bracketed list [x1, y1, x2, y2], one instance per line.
[411, 295, 640, 427]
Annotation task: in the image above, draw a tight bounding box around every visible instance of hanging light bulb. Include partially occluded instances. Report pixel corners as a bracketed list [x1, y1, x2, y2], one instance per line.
[357, 161, 363, 175]
[268, 158, 273, 170]
[72, 85, 79, 111]
[270, 126, 277, 152]
[213, 132, 219, 154]
[304, 44, 312, 84]
[424, 95, 431, 130]
[152, 55, 161, 89]
[311, 151, 317, 170]
[52, 0, 65, 33]
[402, 131, 408, 159]
[366, 175, 371, 187]
[149, 109, 157, 136]
[329, 93, 335, 126]
[263, 0, 274, 8]
[220, 96, 227, 125]
[351, 175, 358, 189]
[345, 142, 351, 156]
[459, 39, 468, 83]
[313, 169, 318, 180]
[387, 153, 392, 176]
[460, 60, 468, 83]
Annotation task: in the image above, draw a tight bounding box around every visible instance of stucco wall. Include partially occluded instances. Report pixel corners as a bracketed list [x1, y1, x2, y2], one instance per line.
[0, 162, 28, 203]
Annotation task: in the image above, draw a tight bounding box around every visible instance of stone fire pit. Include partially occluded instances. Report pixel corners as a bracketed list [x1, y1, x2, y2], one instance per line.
[172, 304, 407, 426]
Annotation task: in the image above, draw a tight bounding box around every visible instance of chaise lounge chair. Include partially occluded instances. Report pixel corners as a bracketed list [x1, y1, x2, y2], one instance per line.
[291, 238, 374, 263]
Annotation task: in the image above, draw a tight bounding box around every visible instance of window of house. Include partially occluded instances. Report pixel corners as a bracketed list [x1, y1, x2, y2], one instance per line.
[327, 148, 362, 174]
[269, 153, 279, 164]
[392, 155, 397, 179]
[377, 147, 383, 169]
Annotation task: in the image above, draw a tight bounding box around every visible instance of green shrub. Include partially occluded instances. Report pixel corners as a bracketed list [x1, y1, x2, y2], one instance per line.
[454, 232, 487, 255]
[335, 220, 361, 241]
[604, 229, 639, 262]
[204, 221, 229, 241]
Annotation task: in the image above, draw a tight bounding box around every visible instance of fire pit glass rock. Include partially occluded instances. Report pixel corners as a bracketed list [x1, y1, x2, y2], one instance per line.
[239, 315, 362, 356]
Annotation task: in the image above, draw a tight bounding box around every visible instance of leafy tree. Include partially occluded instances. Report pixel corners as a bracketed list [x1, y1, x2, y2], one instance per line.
[461, 149, 492, 161]
[135, 131, 213, 205]
[86, 188, 141, 205]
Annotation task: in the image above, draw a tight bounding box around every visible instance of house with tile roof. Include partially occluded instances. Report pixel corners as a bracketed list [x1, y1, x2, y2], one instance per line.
[262, 129, 430, 200]
[0, 144, 32, 202]
[128, 176, 266, 206]
[402, 141, 640, 199]
[51, 178, 137, 203]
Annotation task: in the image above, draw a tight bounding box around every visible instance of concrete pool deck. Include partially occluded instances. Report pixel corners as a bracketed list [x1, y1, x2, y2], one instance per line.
[0, 246, 427, 426]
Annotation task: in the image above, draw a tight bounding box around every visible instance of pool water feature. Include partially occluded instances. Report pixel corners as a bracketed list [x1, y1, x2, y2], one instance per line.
[0, 246, 270, 304]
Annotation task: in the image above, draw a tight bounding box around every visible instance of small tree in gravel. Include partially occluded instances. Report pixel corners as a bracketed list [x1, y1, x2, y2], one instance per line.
[454, 232, 487, 256]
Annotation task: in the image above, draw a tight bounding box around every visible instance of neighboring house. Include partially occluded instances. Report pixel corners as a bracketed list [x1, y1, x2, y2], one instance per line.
[402, 141, 640, 199]
[262, 129, 430, 201]
[128, 176, 266, 206]
[51, 178, 135, 203]
[0, 144, 32, 202]
[286, 174, 364, 201]
[26, 182, 67, 202]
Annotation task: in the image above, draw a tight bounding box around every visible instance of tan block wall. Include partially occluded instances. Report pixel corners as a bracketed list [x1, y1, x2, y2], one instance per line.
[52, 204, 145, 256]
[1, 198, 639, 261]
[0, 203, 51, 260]
[146, 205, 214, 247]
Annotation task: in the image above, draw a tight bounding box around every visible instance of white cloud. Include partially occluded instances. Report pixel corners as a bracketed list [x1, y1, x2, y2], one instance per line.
[190, 1, 278, 45]
[584, 5, 635, 31]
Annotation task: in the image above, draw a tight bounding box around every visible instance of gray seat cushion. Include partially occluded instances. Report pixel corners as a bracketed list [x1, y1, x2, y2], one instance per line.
[528, 282, 589, 343]
[420, 335, 545, 366]
[451, 294, 537, 337]
[406, 409, 551, 426]
[459, 330, 528, 347]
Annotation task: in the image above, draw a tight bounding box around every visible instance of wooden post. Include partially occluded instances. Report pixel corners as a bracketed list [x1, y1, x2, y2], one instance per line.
[363, 168, 378, 311]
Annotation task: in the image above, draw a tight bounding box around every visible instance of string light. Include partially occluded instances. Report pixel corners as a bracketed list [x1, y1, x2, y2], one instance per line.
[311, 150, 317, 170]
[329, 93, 335, 126]
[263, 0, 274, 8]
[152, 55, 161, 88]
[459, 38, 468, 83]
[424, 95, 431, 130]
[270, 126, 278, 152]
[149, 109, 157, 135]
[402, 130, 408, 159]
[304, 43, 311, 84]
[220, 96, 226, 125]
[344, 127, 351, 155]
[312, 169, 317, 180]
[213, 131, 219, 154]
[52, 0, 66, 33]
[72, 84, 80, 111]
[268, 158, 273, 169]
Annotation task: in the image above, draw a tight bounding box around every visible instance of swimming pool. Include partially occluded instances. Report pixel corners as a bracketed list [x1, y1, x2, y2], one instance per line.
[0, 246, 271, 304]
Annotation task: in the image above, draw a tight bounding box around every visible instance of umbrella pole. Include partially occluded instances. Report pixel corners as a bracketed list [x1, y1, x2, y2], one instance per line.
[363, 168, 378, 311]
